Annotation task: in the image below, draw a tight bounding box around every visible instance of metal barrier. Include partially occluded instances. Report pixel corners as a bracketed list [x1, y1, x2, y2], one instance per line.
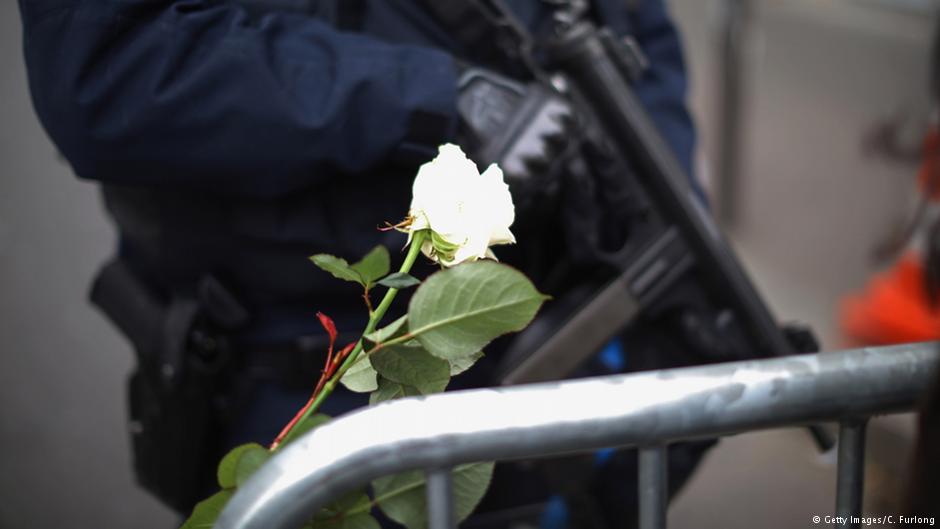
[216, 342, 940, 529]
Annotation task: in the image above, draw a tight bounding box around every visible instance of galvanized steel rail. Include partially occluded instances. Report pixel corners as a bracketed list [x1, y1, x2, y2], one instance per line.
[216, 342, 939, 529]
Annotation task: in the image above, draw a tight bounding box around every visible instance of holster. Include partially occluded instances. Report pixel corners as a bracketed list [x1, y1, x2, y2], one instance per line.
[90, 259, 249, 513]
[126, 360, 221, 514]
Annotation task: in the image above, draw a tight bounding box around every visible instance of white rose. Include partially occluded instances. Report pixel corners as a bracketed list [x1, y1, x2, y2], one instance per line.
[407, 144, 516, 267]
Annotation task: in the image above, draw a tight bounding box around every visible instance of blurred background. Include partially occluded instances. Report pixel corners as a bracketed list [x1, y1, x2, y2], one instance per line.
[0, 0, 936, 527]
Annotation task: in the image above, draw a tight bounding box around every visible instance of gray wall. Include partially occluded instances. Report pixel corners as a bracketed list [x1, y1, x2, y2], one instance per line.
[0, 1, 177, 527]
[669, 2, 932, 527]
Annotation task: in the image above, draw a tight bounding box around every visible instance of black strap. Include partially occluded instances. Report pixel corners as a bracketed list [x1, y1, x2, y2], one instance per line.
[336, 0, 364, 31]
[419, 0, 494, 50]
[416, 0, 532, 76]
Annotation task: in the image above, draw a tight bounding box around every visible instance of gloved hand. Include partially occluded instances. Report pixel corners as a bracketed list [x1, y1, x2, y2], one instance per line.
[455, 67, 577, 219]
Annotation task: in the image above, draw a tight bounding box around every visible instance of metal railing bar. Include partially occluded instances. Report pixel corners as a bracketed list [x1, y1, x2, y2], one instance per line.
[834, 419, 868, 528]
[638, 444, 668, 529]
[426, 468, 456, 529]
[216, 342, 939, 529]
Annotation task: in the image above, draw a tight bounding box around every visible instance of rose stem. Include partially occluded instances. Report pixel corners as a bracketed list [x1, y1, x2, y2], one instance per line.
[272, 230, 427, 449]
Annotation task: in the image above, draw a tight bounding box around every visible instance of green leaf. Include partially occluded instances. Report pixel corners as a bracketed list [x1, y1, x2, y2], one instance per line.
[309, 491, 379, 529]
[451, 463, 495, 522]
[340, 352, 379, 393]
[377, 272, 421, 290]
[312, 491, 371, 519]
[372, 463, 495, 529]
[308, 514, 380, 529]
[448, 351, 484, 376]
[408, 261, 549, 360]
[329, 491, 372, 513]
[370, 343, 450, 395]
[351, 246, 391, 286]
[311, 247, 391, 289]
[217, 443, 267, 489]
[364, 315, 408, 344]
[283, 414, 331, 447]
[369, 377, 421, 405]
[235, 445, 271, 488]
[450, 463, 495, 522]
[180, 489, 234, 529]
[310, 254, 364, 286]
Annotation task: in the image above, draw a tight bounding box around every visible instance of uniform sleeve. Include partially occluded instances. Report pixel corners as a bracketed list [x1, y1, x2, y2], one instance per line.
[593, 0, 696, 178]
[629, 0, 696, 178]
[19, 0, 459, 197]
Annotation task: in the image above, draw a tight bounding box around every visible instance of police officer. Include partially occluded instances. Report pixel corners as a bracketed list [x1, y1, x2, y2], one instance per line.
[17, 0, 703, 526]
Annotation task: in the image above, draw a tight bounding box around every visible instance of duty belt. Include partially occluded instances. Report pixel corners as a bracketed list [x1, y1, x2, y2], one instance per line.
[90, 258, 350, 391]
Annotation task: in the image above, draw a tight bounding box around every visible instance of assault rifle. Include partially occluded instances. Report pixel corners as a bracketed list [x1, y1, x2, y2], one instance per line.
[428, 0, 834, 450]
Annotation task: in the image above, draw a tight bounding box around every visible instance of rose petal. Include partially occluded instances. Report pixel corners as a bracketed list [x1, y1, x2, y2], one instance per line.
[406, 144, 516, 267]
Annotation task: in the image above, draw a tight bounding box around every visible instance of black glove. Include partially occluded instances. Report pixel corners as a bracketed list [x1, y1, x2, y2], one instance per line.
[560, 130, 645, 270]
[456, 67, 577, 218]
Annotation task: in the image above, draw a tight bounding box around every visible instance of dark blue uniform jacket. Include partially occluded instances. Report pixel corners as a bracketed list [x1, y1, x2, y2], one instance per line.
[18, 0, 696, 338]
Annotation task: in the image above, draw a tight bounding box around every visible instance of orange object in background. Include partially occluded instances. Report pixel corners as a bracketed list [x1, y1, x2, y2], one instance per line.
[840, 127, 940, 345]
[841, 254, 940, 345]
